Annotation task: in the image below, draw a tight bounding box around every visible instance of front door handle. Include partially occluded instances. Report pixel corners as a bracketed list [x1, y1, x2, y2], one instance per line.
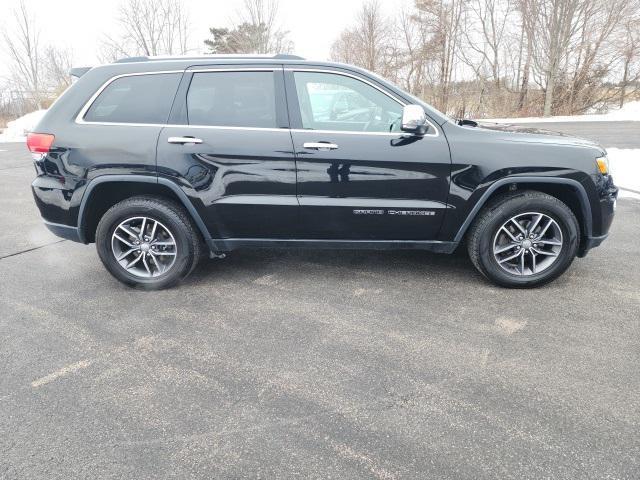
[303, 142, 339, 150]
[168, 136, 203, 144]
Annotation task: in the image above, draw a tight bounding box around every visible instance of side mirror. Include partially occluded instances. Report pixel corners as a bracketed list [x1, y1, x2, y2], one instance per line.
[401, 104, 428, 135]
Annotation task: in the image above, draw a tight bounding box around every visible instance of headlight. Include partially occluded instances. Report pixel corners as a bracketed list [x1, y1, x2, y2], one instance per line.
[596, 155, 610, 175]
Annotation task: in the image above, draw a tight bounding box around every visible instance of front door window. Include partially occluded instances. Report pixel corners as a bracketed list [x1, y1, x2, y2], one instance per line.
[293, 71, 403, 133]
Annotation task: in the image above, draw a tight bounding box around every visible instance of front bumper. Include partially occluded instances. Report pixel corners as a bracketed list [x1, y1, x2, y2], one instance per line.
[578, 181, 617, 257]
[578, 233, 609, 257]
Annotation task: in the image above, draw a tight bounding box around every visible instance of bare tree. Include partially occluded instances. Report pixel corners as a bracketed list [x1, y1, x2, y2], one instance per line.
[1, 1, 76, 114]
[460, 0, 513, 88]
[396, 8, 427, 95]
[331, 0, 470, 112]
[204, 0, 293, 54]
[413, 0, 466, 113]
[161, 0, 190, 55]
[515, 0, 535, 111]
[44, 46, 73, 94]
[618, 14, 640, 107]
[525, 0, 637, 115]
[330, 29, 360, 66]
[100, 0, 190, 61]
[330, 0, 396, 76]
[237, 0, 293, 53]
[529, 0, 586, 116]
[2, 1, 44, 109]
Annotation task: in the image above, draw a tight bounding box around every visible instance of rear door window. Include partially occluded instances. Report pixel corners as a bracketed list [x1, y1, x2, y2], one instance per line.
[83, 73, 181, 124]
[186, 71, 277, 128]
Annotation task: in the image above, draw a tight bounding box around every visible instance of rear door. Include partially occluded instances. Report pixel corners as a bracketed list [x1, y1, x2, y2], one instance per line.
[156, 66, 297, 239]
[285, 68, 452, 240]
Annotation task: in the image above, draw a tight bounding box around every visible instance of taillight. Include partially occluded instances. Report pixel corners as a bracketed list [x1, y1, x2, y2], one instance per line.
[27, 133, 55, 155]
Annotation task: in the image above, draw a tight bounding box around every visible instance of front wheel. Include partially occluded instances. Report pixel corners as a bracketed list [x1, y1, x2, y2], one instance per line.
[467, 191, 580, 288]
[95, 196, 202, 289]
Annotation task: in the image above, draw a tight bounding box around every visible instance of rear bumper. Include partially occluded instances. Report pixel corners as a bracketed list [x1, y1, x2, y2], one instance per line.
[32, 175, 83, 242]
[43, 221, 82, 242]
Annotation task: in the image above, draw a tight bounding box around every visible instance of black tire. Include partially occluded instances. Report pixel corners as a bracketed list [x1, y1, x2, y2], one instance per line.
[467, 190, 580, 288]
[95, 196, 202, 289]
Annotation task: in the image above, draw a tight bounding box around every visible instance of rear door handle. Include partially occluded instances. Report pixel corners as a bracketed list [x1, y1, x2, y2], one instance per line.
[303, 142, 339, 150]
[168, 136, 203, 144]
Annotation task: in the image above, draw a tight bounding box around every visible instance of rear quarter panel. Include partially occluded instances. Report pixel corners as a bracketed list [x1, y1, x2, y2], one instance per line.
[32, 64, 180, 227]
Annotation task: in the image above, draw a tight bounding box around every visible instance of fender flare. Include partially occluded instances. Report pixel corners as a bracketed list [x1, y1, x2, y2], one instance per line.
[453, 176, 593, 243]
[76, 175, 213, 247]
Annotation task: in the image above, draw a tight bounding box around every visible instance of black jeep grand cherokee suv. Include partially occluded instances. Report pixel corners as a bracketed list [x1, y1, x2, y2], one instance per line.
[29, 54, 617, 289]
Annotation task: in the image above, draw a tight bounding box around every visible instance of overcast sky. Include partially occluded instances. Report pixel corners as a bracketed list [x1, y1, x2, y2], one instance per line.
[0, 0, 404, 76]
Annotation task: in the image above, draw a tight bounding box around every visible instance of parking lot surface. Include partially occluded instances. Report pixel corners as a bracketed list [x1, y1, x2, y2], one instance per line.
[513, 121, 640, 149]
[1, 141, 639, 479]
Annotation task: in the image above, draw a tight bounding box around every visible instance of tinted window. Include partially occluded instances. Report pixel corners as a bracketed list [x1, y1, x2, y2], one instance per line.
[186, 71, 277, 128]
[294, 72, 403, 133]
[84, 73, 181, 124]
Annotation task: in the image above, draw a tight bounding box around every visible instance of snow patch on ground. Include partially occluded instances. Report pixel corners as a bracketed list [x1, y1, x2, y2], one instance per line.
[608, 148, 640, 197]
[609, 149, 640, 200]
[486, 101, 640, 123]
[619, 190, 640, 200]
[0, 110, 47, 142]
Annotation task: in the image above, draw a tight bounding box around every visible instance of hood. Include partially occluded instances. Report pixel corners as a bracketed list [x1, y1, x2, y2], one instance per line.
[472, 121, 603, 150]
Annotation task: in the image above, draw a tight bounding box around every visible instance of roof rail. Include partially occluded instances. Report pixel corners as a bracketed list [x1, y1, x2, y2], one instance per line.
[114, 56, 150, 63]
[272, 54, 305, 60]
[69, 66, 92, 78]
[114, 53, 305, 63]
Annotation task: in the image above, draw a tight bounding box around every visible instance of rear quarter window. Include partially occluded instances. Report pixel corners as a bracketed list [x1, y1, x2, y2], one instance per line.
[83, 73, 181, 124]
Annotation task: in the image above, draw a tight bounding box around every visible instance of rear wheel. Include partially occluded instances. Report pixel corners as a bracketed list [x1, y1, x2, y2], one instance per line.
[467, 191, 580, 288]
[95, 196, 202, 289]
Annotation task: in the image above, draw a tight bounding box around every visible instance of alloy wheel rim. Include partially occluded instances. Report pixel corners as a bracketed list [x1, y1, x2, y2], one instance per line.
[111, 216, 177, 278]
[492, 212, 563, 276]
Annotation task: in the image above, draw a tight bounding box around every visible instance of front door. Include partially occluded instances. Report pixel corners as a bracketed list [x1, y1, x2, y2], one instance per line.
[286, 69, 451, 240]
[156, 67, 297, 240]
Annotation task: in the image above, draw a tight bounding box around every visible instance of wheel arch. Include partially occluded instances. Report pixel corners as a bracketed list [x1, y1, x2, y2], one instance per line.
[77, 175, 212, 246]
[454, 177, 593, 244]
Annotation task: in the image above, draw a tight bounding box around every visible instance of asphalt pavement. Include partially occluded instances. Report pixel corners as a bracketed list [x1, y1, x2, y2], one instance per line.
[512, 121, 640, 149]
[0, 139, 639, 479]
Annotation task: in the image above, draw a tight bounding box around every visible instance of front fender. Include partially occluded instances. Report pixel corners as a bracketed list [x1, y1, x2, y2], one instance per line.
[447, 175, 594, 243]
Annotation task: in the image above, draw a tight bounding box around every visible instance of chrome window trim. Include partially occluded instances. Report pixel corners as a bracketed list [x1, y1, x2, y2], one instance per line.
[74, 123, 288, 132]
[166, 124, 286, 132]
[70, 122, 426, 137]
[285, 68, 439, 137]
[290, 128, 411, 137]
[188, 67, 279, 73]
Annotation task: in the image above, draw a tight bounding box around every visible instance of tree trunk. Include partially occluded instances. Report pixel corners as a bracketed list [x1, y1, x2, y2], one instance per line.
[518, 33, 532, 111]
[619, 56, 630, 109]
[543, 72, 555, 117]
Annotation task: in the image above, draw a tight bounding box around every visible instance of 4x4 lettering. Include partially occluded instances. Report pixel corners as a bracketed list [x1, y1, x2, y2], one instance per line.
[387, 210, 435, 216]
